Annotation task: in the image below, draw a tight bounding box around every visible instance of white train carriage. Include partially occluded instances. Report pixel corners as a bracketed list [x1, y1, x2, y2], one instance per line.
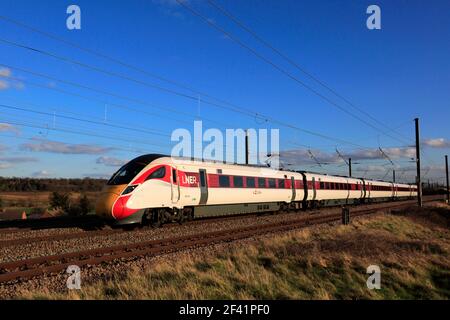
[396, 183, 417, 198]
[304, 173, 365, 206]
[363, 179, 395, 202]
[97, 155, 307, 224]
[95, 154, 418, 225]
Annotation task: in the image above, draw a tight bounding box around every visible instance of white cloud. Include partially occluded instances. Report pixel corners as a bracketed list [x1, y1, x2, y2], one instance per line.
[423, 138, 450, 148]
[0, 80, 9, 90]
[280, 146, 417, 167]
[32, 170, 51, 177]
[0, 67, 25, 91]
[0, 163, 12, 169]
[82, 173, 111, 179]
[0, 156, 38, 163]
[0, 156, 37, 170]
[96, 156, 127, 167]
[20, 138, 114, 155]
[0, 123, 20, 135]
[0, 67, 11, 77]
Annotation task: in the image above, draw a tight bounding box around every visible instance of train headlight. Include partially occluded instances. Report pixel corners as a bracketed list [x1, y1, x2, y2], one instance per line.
[122, 185, 138, 195]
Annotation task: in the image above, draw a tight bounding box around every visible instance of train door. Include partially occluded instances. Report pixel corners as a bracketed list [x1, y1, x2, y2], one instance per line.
[171, 167, 180, 204]
[198, 169, 208, 205]
[290, 176, 296, 201]
[311, 177, 317, 200]
[362, 179, 367, 201]
[346, 179, 350, 201]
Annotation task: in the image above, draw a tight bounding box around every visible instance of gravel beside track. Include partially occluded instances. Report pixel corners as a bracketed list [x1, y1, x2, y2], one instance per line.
[0, 196, 443, 298]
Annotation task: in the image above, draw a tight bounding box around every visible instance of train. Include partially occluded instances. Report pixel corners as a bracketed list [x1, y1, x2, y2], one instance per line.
[95, 154, 418, 226]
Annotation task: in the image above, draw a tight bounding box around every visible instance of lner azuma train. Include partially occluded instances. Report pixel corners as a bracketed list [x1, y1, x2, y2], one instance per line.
[95, 154, 417, 226]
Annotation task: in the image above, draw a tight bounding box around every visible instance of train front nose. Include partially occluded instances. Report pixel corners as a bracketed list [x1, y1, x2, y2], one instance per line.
[95, 185, 126, 219]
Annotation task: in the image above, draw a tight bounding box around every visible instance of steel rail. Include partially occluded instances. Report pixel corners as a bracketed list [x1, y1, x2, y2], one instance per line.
[0, 197, 442, 284]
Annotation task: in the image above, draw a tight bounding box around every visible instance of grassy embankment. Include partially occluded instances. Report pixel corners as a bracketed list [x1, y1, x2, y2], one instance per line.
[20, 204, 450, 299]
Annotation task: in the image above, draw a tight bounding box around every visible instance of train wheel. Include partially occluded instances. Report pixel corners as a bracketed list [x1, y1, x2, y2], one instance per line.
[150, 209, 166, 228]
[280, 203, 289, 214]
[177, 209, 185, 225]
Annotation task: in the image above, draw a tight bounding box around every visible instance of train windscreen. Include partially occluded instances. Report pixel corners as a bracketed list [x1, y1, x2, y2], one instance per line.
[107, 154, 165, 185]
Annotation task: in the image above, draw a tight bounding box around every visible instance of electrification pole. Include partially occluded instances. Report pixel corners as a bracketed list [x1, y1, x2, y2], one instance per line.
[415, 118, 422, 207]
[245, 130, 249, 165]
[393, 170, 396, 183]
[445, 155, 449, 204]
[349, 158, 352, 177]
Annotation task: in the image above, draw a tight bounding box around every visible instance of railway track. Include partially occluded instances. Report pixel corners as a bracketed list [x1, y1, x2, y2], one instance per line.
[0, 196, 441, 247]
[0, 197, 443, 284]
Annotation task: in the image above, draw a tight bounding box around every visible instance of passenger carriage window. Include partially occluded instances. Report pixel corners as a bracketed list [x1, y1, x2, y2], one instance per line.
[146, 166, 166, 180]
[246, 177, 255, 188]
[219, 175, 230, 187]
[258, 178, 266, 188]
[278, 179, 285, 189]
[268, 179, 276, 188]
[320, 182, 324, 189]
[233, 176, 244, 188]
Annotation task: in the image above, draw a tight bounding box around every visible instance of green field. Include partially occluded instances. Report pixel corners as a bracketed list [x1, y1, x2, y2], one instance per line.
[17, 203, 450, 299]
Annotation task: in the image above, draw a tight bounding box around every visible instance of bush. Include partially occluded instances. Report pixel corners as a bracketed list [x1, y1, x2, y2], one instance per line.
[78, 194, 92, 215]
[49, 192, 93, 216]
[49, 192, 71, 211]
[30, 207, 45, 216]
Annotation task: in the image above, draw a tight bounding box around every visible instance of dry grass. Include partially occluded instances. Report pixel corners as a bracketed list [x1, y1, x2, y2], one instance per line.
[18, 204, 450, 300]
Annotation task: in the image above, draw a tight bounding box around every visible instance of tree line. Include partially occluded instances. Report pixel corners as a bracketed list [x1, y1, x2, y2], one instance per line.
[0, 177, 107, 192]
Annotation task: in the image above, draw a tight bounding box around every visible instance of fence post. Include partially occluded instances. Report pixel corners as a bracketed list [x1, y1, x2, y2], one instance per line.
[342, 207, 350, 225]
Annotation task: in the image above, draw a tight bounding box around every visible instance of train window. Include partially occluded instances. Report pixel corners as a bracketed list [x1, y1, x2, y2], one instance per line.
[108, 161, 148, 185]
[319, 182, 324, 189]
[246, 177, 255, 188]
[219, 175, 230, 187]
[147, 166, 166, 180]
[234, 176, 244, 188]
[258, 178, 266, 188]
[278, 179, 285, 188]
[172, 169, 177, 183]
[268, 179, 276, 188]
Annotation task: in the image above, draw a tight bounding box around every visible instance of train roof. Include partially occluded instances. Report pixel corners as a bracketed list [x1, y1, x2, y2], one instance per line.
[131, 154, 415, 185]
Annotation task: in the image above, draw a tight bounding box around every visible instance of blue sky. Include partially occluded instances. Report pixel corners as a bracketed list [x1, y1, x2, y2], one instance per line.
[0, 0, 449, 182]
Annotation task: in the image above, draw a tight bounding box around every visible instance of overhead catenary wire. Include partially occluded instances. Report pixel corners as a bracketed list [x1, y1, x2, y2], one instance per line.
[205, 0, 413, 144]
[175, 0, 412, 146]
[0, 13, 415, 149]
[0, 14, 398, 147]
[0, 13, 428, 171]
[0, 63, 375, 149]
